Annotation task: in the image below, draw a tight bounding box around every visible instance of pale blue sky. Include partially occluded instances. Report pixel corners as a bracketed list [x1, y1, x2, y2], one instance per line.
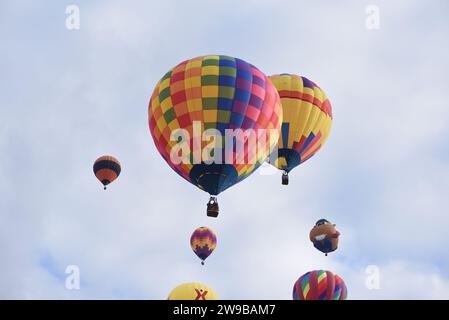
[1, 0, 449, 299]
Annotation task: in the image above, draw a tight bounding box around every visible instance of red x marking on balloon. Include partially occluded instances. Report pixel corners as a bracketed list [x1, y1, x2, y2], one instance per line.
[195, 289, 208, 300]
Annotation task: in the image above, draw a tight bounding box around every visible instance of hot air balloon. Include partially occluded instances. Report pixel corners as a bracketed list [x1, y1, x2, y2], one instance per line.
[148, 55, 282, 217]
[93, 155, 121, 190]
[293, 270, 347, 300]
[309, 219, 340, 256]
[191, 227, 217, 265]
[168, 282, 219, 300]
[268, 74, 332, 185]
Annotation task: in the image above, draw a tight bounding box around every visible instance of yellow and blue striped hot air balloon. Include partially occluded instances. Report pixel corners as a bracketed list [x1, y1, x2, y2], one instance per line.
[268, 74, 332, 185]
[148, 55, 282, 216]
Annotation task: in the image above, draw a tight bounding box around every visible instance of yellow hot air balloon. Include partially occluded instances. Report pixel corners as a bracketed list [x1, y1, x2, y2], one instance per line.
[167, 282, 219, 300]
[268, 74, 332, 185]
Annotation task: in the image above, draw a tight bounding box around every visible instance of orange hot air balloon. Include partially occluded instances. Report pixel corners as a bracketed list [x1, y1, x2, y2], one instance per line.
[93, 155, 121, 190]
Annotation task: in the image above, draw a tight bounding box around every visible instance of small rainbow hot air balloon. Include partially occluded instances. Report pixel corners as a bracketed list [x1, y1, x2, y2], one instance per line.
[190, 227, 217, 265]
[93, 155, 121, 190]
[168, 282, 219, 300]
[293, 270, 347, 300]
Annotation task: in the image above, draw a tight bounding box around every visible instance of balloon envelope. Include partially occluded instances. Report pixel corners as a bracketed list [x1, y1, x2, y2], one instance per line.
[293, 270, 347, 300]
[93, 155, 121, 189]
[309, 219, 340, 255]
[168, 282, 219, 300]
[190, 226, 217, 263]
[148, 55, 282, 195]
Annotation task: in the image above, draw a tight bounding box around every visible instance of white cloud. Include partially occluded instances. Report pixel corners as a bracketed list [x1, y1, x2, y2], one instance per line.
[0, 0, 448, 299]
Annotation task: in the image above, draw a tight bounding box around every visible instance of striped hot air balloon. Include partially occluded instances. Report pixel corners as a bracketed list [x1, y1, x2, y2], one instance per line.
[148, 55, 282, 217]
[268, 74, 332, 185]
[190, 227, 217, 265]
[93, 155, 121, 190]
[293, 270, 347, 300]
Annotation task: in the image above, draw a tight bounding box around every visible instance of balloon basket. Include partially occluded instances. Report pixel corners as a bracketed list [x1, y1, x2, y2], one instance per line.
[282, 171, 289, 185]
[207, 196, 219, 218]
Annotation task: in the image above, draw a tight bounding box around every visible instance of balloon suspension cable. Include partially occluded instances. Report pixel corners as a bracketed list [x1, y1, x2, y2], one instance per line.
[207, 196, 219, 218]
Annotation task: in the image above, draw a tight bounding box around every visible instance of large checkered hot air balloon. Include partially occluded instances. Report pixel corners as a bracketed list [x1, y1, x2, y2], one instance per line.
[148, 55, 282, 217]
[293, 270, 347, 300]
[268, 74, 332, 185]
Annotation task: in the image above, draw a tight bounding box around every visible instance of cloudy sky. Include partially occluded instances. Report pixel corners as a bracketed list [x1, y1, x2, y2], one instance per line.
[1, 0, 448, 299]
